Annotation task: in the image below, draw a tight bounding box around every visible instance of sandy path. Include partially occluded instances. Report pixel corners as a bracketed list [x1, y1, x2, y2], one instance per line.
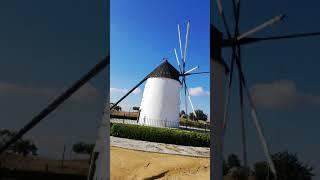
[110, 146, 209, 180]
[111, 136, 209, 157]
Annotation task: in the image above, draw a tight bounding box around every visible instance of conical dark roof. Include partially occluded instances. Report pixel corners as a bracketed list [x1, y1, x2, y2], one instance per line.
[211, 25, 230, 74]
[148, 60, 180, 81]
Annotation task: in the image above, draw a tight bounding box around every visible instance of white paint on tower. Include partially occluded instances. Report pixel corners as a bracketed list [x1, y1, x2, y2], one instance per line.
[138, 60, 181, 128]
[139, 77, 180, 127]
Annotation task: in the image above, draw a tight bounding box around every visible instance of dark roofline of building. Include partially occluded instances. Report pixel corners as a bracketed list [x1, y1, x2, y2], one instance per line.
[211, 25, 230, 74]
[148, 60, 180, 82]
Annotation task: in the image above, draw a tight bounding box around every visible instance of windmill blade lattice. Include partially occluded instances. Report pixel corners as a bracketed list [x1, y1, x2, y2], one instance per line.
[174, 20, 200, 120]
[215, 0, 320, 179]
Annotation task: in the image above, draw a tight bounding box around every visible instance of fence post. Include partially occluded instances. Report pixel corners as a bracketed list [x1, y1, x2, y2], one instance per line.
[61, 145, 66, 169]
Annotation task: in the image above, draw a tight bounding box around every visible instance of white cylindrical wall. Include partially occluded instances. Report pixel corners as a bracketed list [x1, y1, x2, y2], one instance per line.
[211, 59, 228, 180]
[139, 77, 180, 128]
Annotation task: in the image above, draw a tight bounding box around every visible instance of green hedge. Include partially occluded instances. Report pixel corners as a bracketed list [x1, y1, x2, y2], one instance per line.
[110, 114, 137, 120]
[110, 123, 209, 147]
[179, 119, 210, 129]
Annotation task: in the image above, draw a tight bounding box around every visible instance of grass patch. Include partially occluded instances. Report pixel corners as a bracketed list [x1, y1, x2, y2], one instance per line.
[110, 123, 209, 147]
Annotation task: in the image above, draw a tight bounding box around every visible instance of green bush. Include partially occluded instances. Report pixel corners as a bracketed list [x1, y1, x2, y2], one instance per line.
[110, 123, 209, 147]
[179, 119, 210, 129]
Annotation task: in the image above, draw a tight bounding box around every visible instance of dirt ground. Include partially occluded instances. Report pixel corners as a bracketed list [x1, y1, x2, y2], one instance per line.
[0, 153, 89, 175]
[110, 146, 210, 180]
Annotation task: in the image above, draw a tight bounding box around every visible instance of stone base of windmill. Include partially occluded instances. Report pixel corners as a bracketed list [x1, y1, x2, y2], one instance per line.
[138, 117, 179, 128]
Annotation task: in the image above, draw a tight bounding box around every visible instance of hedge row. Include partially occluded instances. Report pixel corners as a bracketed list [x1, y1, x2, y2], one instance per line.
[110, 123, 209, 147]
[110, 114, 137, 120]
[179, 120, 210, 129]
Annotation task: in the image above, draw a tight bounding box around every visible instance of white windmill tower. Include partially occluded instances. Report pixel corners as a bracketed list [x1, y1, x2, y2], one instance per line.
[138, 20, 207, 128]
[138, 59, 181, 127]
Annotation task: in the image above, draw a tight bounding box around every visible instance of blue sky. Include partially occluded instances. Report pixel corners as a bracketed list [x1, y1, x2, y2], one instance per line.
[0, 0, 107, 158]
[110, 0, 210, 114]
[212, 0, 320, 178]
[1, 0, 319, 178]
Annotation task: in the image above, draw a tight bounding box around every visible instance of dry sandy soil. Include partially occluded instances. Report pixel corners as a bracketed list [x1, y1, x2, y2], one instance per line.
[110, 146, 210, 180]
[111, 111, 138, 118]
[0, 153, 89, 175]
[1, 148, 254, 180]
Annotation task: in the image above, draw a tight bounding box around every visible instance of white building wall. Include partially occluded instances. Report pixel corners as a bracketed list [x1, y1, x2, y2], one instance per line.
[211, 59, 228, 180]
[89, 62, 110, 180]
[139, 77, 180, 128]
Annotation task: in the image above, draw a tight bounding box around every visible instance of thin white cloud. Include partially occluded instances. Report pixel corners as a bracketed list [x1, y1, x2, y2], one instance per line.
[71, 84, 100, 102]
[132, 88, 141, 94]
[110, 87, 127, 94]
[0, 82, 99, 102]
[188, 87, 210, 96]
[251, 80, 320, 110]
[0, 82, 55, 96]
[110, 87, 142, 111]
[110, 87, 141, 95]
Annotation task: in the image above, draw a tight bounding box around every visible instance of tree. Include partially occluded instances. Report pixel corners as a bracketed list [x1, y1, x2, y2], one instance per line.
[254, 161, 270, 180]
[228, 167, 247, 180]
[132, 106, 140, 111]
[0, 129, 13, 146]
[189, 112, 195, 120]
[10, 139, 38, 157]
[223, 159, 229, 176]
[0, 129, 38, 156]
[195, 110, 208, 120]
[110, 103, 122, 111]
[227, 153, 241, 168]
[224, 154, 247, 179]
[222, 154, 239, 176]
[189, 109, 207, 121]
[253, 151, 314, 180]
[113, 105, 122, 111]
[180, 110, 188, 119]
[72, 142, 94, 155]
[110, 102, 114, 107]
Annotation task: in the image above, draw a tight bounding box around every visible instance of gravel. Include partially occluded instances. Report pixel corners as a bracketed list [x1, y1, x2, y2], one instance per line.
[110, 136, 209, 157]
